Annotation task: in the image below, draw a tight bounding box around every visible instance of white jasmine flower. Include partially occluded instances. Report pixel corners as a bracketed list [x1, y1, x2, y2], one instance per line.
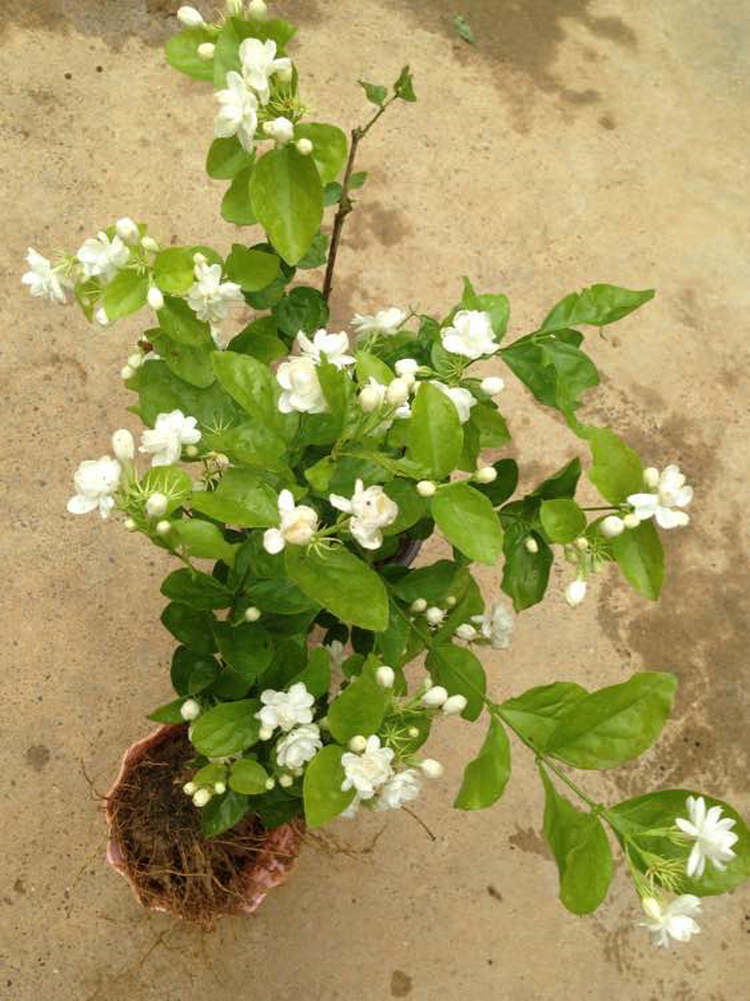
[425, 606, 445, 627]
[276, 356, 327, 414]
[600, 514, 625, 538]
[297, 328, 355, 370]
[455, 623, 477, 641]
[480, 376, 505, 395]
[214, 71, 259, 152]
[67, 455, 121, 519]
[416, 480, 436, 498]
[421, 685, 448, 708]
[197, 42, 215, 60]
[470, 601, 514, 649]
[375, 665, 395, 688]
[262, 115, 295, 145]
[442, 694, 468, 716]
[296, 137, 313, 155]
[324, 639, 346, 672]
[139, 410, 201, 466]
[180, 698, 201, 721]
[256, 682, 315, 733]
[115, 217, 140, 245]
[276, 723, 322, 769]
[643, 466, 660, 489]
[475, 465, 497, 484]
[145, 492, 168, 518]
[329, 479, 399, 550]
[430, 381, 476, 424]
[141, 235, 159, 253]
[627, 465, 693, 530]
[263, 489, 319, 553]
[21, 248, 66, 303]
[183, 781, 197, 795]
[441, 310, 497, 360]
[193, 787, 212, 807]
[186, 256, 243, 326]
[214, 781, 226, 794]
[147, 285, 164, 311]
[239, 37, 292, 105]
[395, 358, 419, 378]
[341, 735, 394, 799]
[351, 307, 407, 338]
[376, 768, 422, 810]
[640, 895, 701, 948]
[177, 5, 205, 27]
[675, 795, 738, 879]
[420, 758, 444, 779]
[243, 605, 261, 622]
[111, 428, 135, 462]
[385, 377, 410, 406]
[76, 231, 130, 283]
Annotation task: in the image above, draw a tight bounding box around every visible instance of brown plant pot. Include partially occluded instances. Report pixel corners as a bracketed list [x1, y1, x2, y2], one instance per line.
[105, 724, 303, 921]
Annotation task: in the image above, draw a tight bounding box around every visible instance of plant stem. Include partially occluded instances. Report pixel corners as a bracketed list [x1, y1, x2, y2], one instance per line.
[322, 96, 398, 303]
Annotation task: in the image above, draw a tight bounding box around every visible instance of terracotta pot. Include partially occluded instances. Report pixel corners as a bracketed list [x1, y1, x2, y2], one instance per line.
[105, 724, 303, 917]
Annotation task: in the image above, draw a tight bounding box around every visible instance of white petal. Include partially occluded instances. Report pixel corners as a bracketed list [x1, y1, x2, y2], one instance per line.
[263, 529, 285, 554]
[67, 494, 99, 515]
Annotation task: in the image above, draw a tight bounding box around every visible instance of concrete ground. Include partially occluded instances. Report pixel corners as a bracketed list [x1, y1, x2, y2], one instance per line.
[2, 1, 749, 998]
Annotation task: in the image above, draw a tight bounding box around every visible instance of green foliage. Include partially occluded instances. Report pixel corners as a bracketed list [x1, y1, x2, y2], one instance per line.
[500, 511, 553, 611]
[539, 498, 586, 543]
[541, 284, 655, 331]
[328, 669, 388, 743]
[161, 603, 217, 655]
[583, 427, 643, 503]
[224, 245, 280, 291]
[229, 758, 269, 795]
[250, 146, 324, 265]
[171, 647, 219, 696]
[610, 520, 664, 600]
[454, 721, 510, 810]
[426, 644, 486, 721]
[303, 745, 355, 827]
[102, 269, 148, 320]
[431, 482, 503, 564]
[213, 621, 273, 681]
[161, 568, 234, 610]
[201, 790, 250, 838]
[206, 136, 253, 180]
[272, 286, 329, 337]
[190, 468, 279, 527]
[166, 27, 216, 81]
[359, 80, 388, 106]
[394, 65, 417, 102]
[285, 545, 389, 631]
[221, 166, 257, 225]
[501, 329, 598, 416]
[500, 682, 588, 751]
[294, 123, 348, 184]
[191, 699, 262, 757]
[407, 382, 462, 478]
[453, 15, 476, 44]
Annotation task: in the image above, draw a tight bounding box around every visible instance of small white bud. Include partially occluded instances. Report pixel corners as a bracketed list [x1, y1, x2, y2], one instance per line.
[115, 217, 140, 245]
[407, 726, 420, 738]
[177, 5, 205, 27]
[185, 444, 199, 458]
[197, 42, 215, 60]
[455, 623, 477, 641]
[445, 595, 457, 607]
[600, 515, 625, 539]
[247, 0, 268, 18]
[243, 606, 261, 622]
[421, 685, 448, 708]
[643, 466, 660, 489]
[296, 138, 313, 156]
[155, 519, 171, 536]
[265, 777, 276, 790]
[420, 758, 444, 779]
[123, 517, 137, 532]
[279, 774, 294, 788]
[226, 0, 244, 15]
[348, 735, 367, 754]
[192, 787, 212, 807]
[480, 376, 505, 395]
[565, 579, 587, 608]
[475, 466, 497, 484]
[183, 781, 197, 795]
[524, 536, 539, 554]
[385, 377, 410, 406]
[395, 358, 419, 377]
[442, 694, 468, 716]
[416, 480, 436, 498]
[120, 365, 134, 380]
[111, 428, 135, 462]
[147, 285, 164, 310]
[420, 676, 433, 693]
[259, 724, 274, 741]
[425, 606, 445, 627]
[262, 116, 294, 146]
[145, 492, 168, 518]
[127, 352, 143, 370]
[192, 251, 207, 267]
[410, 598, 428, 613]
[623, 512, 641, 530]
[358, 385, 382, 412]
[276, 65, 293, 83]
[96, 307, 110, 327]
[213, 781, 226, 794]
[180, 698, 201, 721]
[141, 235, 159, 252]
[575, 536, 589, 551]
[375, 665, 395, 688]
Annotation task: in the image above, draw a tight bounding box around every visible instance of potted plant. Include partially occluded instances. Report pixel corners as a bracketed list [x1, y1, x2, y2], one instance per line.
[22, 0, 749, 941]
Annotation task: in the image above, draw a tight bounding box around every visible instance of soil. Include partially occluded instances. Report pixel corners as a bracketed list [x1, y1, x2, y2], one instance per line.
[106, 729, 268, 926]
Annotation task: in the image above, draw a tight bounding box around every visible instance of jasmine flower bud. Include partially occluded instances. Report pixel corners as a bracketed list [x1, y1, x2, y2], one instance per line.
[177, 5, 205, 27]
[279, 774, 293, 788]
[421, 685, 448, 708]
[265, 777, 276, 790]
[524, 536, 539, 554]
[183, 781, 197, 795]
[145, 492, 168, 518]
[410, 598, 428, 613]
[416, 480, 436, 497]
[155, 520, 171, 536]
[180, 698, 201, 721]
[359, 384, 383, 412]
[111, 428, 135, 462]
[185, 444, 199, 458]
[442, 694, 467, 716]
[420, 677, 433, 693]
[455, 623, 477, 641]
[127, 352, 143, 370]
[259, 724, 274, 741]
[408, 726, 420, 738]
[475, 466, 497, 484]
[643, 466, 660, 489]
[197, 42, 215, 60]
[446, 596, 456, 607]
[565, 578, 587, 607]
[247, 0, 268, 17]
[115, 217, 140, 245]
[296, 138, 313, 156]
[600, 515, 625, 539]
[420, 758, 444, 779]
[213, 781, 226, 794]
[623, 512, 641, 529]
[376, 665, 395, 688]
[192, 787, 212, 807]
[348, 735, 368, 753]
[276, 64, 294, 83]
[575, 536, 589, 550]
[262, 116, 295, 146]
[96, 307, 109, 327]
[147, 285, 164, 310]
[124, 517, 137, 532]
[226, 0, 244, 14]
[480, 376, 505, 395]
[121, 365, 134, 380]
[141, 236, 159, 252]
[386, 377, 410, 406]
[244, 606, 261, 622]
[425, 606, 445, 627]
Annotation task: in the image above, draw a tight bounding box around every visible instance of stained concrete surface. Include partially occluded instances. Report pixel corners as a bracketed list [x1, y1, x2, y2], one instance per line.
[2, 1, 749, 998]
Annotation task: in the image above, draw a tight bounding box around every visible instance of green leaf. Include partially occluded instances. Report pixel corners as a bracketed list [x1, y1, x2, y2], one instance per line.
[206, 136, 253, 180]
[171, 647, 219, 696]
[500, 516, 553, 611]
[147, 697, 187, 723]
[221, 166, 257, 225]
[211, 350, 282, 427]
[140, 466, 192, 514]
[160, 568, 234, 610]
[244, 577, 319, 616]
[407, 382, 462, 479]
[546, 672, 677, 769]
[303, 745, 355, 827]
[324, 181, 342, 206]
[327, 672, 388, 744]
[293, 123, 348, 184]
[157, 296, 212, 347]
[201, 790, 250, 838]
[540, 768, 613, 914]
[609, 790, 750, 896]
[153, 247, 199, 295]
[390, 559, 467, 605]
[190, 699, 262, 757]
[132, 360, 240, 428]
[190, 469, 279, 527]
[290, 646, 330, 697]
[470, 402, 510, 447]
[101, 269, 147, 321]
[382, 479, 427, 536]
[169, 519, 237, 565]
[296, 232, 329, 270]
[426, 645, 486, 721]
[250, 146, 324, 266]
[539, 498, 586, 543]
[474, 458, 518, 506]
[229, 759, 269, 795]
[454, 721, 510, 810]
[349, 171, 368, 190]
[500, 682, 588, 751]
[355, 350, 394, 386]
[542, 284, 655, 331]
[228, 315, 287, 364]
[160, 603, 217, 655]
[432, 482, 503, 564]
[165, 27, 216, 81]
[531, 457, 582, 500]
[272, 286, 329, 337]
[224, 245, 280, 291]
[149, 330, 215, 389]
[358, 80, 388, 106]
[285, 545, 389, 632]
[583, 427, 643, 504]
[610, 520, 664, 600]
[394, 64, 417, 101]
[453, 14, 476, 43]
[501, 330, 599, 415]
